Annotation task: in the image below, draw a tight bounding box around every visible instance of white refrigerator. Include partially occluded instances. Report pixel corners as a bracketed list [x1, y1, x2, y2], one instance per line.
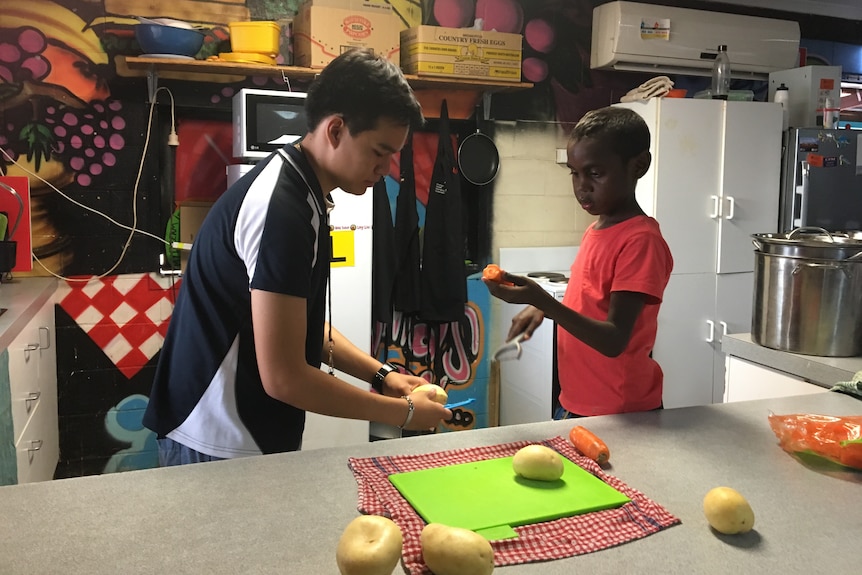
[301, 187, 373, 450]
[616, 98, 782, 408]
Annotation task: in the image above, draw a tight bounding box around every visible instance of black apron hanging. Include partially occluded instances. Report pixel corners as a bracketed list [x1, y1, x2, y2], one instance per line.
[392, 131, 421, 315]
[420, 100, 467, 323]
[371, 176, 396, 324]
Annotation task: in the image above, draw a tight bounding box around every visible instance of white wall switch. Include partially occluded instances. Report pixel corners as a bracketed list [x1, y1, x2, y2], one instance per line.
[555, 148, 568, 164]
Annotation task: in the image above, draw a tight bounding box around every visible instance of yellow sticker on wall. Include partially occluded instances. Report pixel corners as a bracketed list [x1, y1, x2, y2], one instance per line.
[330, 230, 354, 267]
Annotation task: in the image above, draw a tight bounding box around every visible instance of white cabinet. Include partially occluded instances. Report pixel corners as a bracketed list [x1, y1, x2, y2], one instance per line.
[616, 98, 783, 408]
[3, 299, 58, 484]
[724, 356, 827, 402]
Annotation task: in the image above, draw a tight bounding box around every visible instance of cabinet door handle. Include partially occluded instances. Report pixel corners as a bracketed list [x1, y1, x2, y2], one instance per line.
[25, 343, 39, 352]
[39, 326, 51, 350]
[719, 321, 728, 342]
[706, 319, 715, 343]
[724, 196, 735, 220]
[709, 195, 721, 219]
[28, 439, 43, 452]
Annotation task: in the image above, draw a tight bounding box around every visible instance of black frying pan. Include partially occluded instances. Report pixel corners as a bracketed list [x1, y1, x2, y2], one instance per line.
[458, 116, 499, 186]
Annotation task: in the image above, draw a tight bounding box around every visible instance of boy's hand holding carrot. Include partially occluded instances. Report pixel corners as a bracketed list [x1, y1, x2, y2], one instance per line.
[482, 264, 514, 286]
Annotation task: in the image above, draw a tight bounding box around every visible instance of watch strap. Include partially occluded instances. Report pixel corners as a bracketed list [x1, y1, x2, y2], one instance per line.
[372, 362, 397, 392]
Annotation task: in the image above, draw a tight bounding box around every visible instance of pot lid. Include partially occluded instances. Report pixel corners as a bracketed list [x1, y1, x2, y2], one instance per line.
[752, 228, 862, 248]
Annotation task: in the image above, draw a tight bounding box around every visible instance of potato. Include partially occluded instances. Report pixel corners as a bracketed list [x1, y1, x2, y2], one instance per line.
[421, 523, 494, 575]
[336, 515, 403, 575]
[512, 444, 564, 481]
[413, 383, 448, 405]
[703, 486, 755, 535]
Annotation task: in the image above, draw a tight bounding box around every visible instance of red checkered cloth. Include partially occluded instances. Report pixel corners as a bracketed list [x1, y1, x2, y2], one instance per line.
[348, 436, 680, 574]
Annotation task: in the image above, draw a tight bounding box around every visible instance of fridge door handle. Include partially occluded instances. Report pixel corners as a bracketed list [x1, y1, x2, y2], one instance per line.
[724, 196, 735, 220]
[798, 161, 809, 226]
[706, 319, 715, 343]
[709, 195, 721, 219]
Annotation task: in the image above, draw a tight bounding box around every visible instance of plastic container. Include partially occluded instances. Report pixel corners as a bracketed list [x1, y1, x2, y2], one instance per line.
[136, 24, 204, 57]
[229, 21, 281, 56]
[711, 44, 731, 98]
[774, 83, 789, 130]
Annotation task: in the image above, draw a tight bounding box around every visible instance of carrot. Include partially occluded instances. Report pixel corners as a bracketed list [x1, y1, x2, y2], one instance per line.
[569, 425, 610, 465]
[483, 264, 513, 286]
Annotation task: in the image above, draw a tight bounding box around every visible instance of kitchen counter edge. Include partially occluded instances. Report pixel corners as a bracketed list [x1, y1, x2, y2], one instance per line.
[722, 332, 862, 387]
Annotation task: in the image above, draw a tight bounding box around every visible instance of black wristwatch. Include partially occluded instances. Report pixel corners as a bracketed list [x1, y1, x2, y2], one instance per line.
[372, 362, 398, 393]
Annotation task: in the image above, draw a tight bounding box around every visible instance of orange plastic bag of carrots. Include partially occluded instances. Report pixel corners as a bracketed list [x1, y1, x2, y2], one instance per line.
[767, 413, 862, 470]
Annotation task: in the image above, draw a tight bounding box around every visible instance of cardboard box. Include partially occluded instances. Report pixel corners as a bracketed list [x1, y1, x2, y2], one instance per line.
[400, 25, 523, 82]
[178, 200, 214, 271]
[293, 0, 401, 68]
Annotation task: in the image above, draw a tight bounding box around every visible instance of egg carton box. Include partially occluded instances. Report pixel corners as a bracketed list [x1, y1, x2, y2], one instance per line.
[400, 25, 523, 82]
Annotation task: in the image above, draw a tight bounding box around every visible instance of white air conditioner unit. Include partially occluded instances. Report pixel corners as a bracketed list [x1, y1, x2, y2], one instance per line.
[591, 1, 800, 80]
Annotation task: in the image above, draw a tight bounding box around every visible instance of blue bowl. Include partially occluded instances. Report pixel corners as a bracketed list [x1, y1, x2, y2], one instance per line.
[135, 24, 204, 57]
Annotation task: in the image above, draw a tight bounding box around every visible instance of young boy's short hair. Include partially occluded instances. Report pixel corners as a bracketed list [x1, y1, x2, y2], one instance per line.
[305, 48, 424, 135]
[570, 107, 650, 164]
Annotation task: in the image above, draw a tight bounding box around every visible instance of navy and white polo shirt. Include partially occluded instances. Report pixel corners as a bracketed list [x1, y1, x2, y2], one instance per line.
[143, 145, 331, 457]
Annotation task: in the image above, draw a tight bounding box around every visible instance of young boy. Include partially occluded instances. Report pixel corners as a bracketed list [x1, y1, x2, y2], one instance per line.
[144, 49, 451, 465]
[485, 106, 673, 417]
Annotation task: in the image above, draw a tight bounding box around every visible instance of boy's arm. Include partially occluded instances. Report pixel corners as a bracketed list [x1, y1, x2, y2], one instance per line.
[484, 273, 647, 356]
[542, 290, 646, 357]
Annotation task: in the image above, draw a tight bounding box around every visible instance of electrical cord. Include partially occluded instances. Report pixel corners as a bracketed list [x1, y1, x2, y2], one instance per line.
[0, 86, 177, 283]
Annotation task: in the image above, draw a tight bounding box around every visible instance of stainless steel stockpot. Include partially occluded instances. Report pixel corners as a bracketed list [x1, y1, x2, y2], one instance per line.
[751, 228, 862, 357]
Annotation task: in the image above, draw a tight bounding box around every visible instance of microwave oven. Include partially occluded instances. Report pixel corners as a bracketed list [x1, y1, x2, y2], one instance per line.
[232, 88, 308, 161]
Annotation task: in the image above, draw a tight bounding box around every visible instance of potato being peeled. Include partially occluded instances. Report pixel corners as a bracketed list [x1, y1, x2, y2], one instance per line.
[421, 523, 494, 575]
[703, 486, 755, 535]
[512, 445, 564, 481]
[336, 515, 403, 575]
[413, 383, 448, 405]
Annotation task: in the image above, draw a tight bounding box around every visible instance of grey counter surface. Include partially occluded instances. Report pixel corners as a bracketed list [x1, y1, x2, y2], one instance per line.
[723, 333, 862, 387]
[1, 393, 860, 574]
[0, 277, 58, 350]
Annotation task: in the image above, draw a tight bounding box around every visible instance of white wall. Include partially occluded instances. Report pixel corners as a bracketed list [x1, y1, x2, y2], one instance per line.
[490, 120, 595, 255]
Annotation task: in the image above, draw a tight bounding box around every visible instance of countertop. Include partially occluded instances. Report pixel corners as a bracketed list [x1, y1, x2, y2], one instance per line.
[723, 333, 862, 387]
[0, 277, 58, 350]
[0, 392, 860, 574]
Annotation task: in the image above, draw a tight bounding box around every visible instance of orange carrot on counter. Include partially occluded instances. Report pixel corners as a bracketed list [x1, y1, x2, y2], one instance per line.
[569, 425, 610, 465]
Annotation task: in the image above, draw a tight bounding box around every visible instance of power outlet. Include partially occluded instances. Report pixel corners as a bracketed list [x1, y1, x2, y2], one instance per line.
[555, 148, 568, 164]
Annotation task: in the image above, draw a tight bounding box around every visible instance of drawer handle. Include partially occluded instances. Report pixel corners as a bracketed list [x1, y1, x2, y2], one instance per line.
[28, 439, 43, 452]
[25, 391, 41, 414]
[39, 326, 51, 350]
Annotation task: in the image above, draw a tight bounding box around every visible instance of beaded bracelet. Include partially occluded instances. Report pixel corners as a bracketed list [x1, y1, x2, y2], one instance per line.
[399, 396, 415, 429]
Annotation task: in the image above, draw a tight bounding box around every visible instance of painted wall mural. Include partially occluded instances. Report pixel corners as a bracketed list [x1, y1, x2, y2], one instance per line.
[375, 278, 491, 432]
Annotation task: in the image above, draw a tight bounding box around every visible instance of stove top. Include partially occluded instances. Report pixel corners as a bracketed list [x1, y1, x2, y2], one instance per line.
[526, 271, 566, 281]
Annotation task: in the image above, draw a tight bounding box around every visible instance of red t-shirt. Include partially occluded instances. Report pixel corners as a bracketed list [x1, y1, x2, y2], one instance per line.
[557, 216, 673, 416]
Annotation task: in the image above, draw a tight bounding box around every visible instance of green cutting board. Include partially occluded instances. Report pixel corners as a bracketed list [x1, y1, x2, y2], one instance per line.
[389, 455, 630, 540]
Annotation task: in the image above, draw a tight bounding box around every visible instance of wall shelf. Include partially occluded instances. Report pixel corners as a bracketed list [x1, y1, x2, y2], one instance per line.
[117, 56, 533, 118]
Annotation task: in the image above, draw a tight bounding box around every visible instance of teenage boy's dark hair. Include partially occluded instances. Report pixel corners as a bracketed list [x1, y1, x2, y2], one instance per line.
[305, 48, 424, 134]
[570, 107, 650, 164]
